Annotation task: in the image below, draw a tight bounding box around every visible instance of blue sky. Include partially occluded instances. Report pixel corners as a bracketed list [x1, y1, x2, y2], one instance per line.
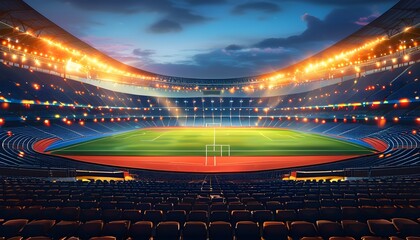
[24, 0, 398, 79]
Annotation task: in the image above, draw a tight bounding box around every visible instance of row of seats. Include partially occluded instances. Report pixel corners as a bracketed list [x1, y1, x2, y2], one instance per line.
[2, 182, 419, 209]
[1, 206, 420, 224]
[2, 196, 419, 209]
[1, 218, 420, 240]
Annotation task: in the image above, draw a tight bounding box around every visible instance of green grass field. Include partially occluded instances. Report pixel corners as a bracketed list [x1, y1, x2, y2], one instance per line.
[50, 127, 375, 157]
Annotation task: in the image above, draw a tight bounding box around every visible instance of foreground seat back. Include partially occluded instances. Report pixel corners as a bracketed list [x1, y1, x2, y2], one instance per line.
[208, 221, 232, 240]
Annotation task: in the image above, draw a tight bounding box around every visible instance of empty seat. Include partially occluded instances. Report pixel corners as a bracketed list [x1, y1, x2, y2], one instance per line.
[265, 201, 282, 213]
[341, 220, 371, 239]
[304, 200, 321, 209]
[262, 221, 288, 240]
[360, 237, 385, 240]
[128, 221, 153, 240]
[40, 207, 59, 220]
[328, 237, 356, 240]
[167, 197, 179, 205]
[100, 201, 117, 210]
[102, 209, 122, 223]
[341, 207, 360, 220]
[182, 221, 207, 240]
[210, 210, 230, 222]
[208, 221, 233, 240]
[367, 219, 398, 238]
[155, 203, 173, 213]
[246, 203, 264, 211]
[285, 201, 303, 210]
[298, 208, 319, 222]
[0, 219, 29, 238]
[116, 201, 135, 210]
[320, 199, 338, 207]
[77, 220, 104, 240]
[143, 210, 163, 225]
[21, 206, 42, 220]
[320, 207, 342, 221]
[155, 221, 180, 240]
[174, 203, 192, 212]
[137, 203, 152, 212]
[90, 237, 116, 240]
[80, 201, 98, 209]
[235, 221, 260, 240]
[406, 237, 420, 240]
[50, 220, 80, 239]
[210, 203, 227, 211]
[101, 220, 129, 240]
[392, 218, 420, 237]
[231, 210, 252, 225]
[80, 208, 102, 222]
[358, 198, 377, 207]
[360, 207, 379, 221]
[187, 210, 208, 223]
[228, 204, 245, 211]
[1, 207, 22, 220]
[316, 220, 345, 239]
[252, 210, 273, 224]
[122, 209, 142, 222]
[338, 199, 357, 207]
[20, 220, 56, 238]
[275, 209, 298, 222]
[60, 207, 80, 221]
[165, 210, 186, 225]
[289, 221, 319, 240]
[192, 203, 208, 211]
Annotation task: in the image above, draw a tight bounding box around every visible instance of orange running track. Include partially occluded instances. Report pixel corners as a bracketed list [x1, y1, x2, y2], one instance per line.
[34, 138, 387, 173]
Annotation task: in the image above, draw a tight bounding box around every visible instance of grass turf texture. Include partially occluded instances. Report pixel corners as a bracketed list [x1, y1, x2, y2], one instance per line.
[50, 127, 375, 157]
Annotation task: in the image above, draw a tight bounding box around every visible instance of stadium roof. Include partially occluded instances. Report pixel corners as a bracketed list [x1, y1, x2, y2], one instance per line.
[312, 0, 419, 57]
[0, 0, 419, 82]
[0, 0, 156, 77]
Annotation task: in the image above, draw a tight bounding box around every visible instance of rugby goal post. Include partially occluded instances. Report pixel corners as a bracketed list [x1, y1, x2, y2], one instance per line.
[205, 144, 230, 166]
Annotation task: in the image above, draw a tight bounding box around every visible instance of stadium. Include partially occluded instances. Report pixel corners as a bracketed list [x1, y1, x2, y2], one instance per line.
[0, 0, 419, 239]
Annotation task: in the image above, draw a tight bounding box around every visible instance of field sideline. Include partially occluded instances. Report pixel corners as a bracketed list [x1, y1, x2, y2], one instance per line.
[50, 127, 375, 157]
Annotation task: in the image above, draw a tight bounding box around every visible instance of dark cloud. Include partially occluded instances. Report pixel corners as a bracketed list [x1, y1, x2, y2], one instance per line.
[139, 6, 382, 78]
[225, 44, 244, 51]
[149, 20, 182, 34]
[167, 8, 209, 24]
[232, 2, 281, 15]
[184, 0, 227, 5]
[136, 47, 296, 79]
[24, 0, 101, 36]
[54, 0, 209, 33]
[55, 0, 169, 14]
[286, 0, 397, 6]
[254, 7, 372, 49]
[132, 49, 156, 57]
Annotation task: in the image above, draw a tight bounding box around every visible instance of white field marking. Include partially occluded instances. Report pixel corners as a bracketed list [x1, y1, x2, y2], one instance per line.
[229, 149, 371, 152]
[258, 132, 299, 141]
[57, 149, 205, 152]
[120, 132, 146, 139]
[140, 132, 167, 142]
[273, 131, 306, 139]
[57, 149, 369, 152]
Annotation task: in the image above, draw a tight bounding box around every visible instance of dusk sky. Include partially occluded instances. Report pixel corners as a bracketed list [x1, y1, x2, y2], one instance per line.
[24, 0, 398, 79]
